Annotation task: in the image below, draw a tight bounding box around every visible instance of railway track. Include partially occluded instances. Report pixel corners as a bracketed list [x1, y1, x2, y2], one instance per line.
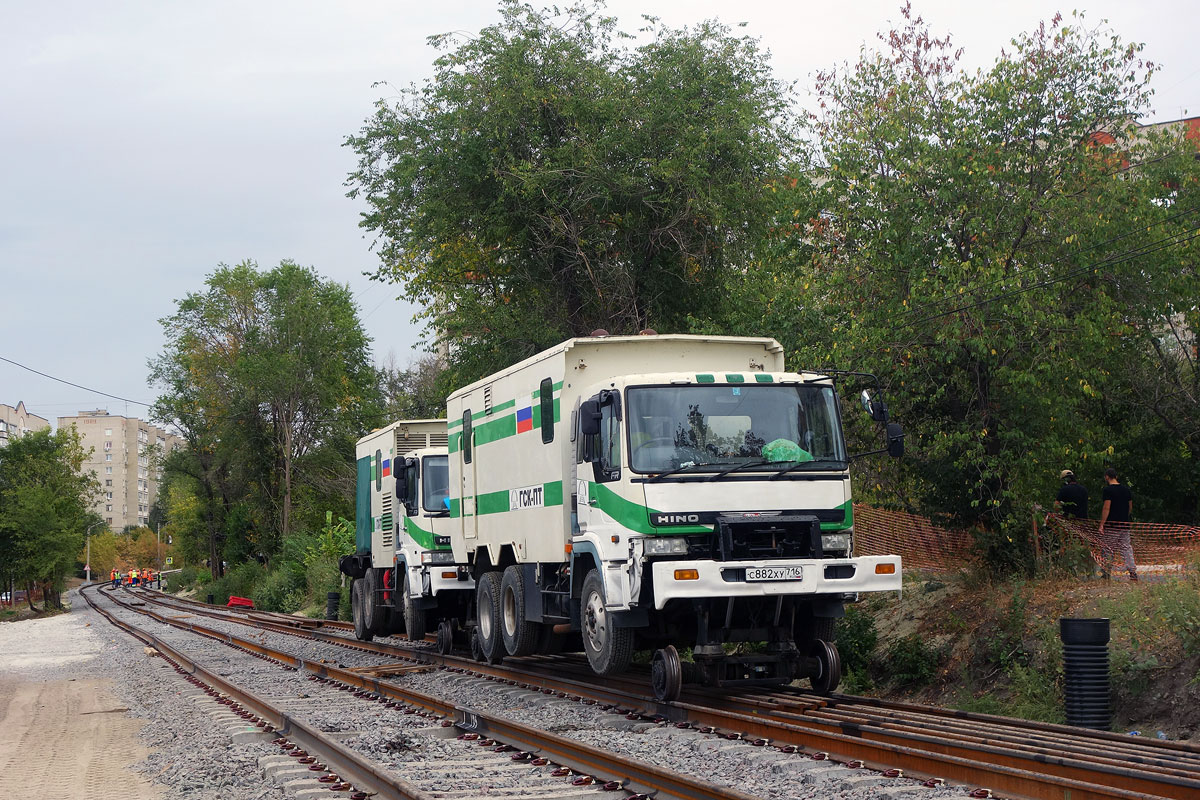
[128, 586, 1200, 800]
[85, 583, 784, 800]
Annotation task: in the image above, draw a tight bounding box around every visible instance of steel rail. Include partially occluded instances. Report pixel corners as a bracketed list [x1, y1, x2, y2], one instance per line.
[81, 585, 432, 800]
[127, 587, 1200, 800]
[98, 586, 760, 800]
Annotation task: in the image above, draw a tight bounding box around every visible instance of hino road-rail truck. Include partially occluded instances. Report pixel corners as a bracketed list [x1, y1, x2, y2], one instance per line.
[446, 333, 904, 700]
[340, 419, 473, 650]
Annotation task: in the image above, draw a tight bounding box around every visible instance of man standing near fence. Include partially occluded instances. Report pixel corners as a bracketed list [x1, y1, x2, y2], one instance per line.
[1098, 468, 1136, 581]
[1055, 470, 1088, 519]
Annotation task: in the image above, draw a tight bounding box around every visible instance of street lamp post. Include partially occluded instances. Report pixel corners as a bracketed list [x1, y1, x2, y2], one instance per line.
[85, 521, 104, 583]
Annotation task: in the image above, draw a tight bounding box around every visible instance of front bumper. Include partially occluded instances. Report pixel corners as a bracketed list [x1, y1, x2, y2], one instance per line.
[648, 555, 901, 609]
[423, 564, 474, 595]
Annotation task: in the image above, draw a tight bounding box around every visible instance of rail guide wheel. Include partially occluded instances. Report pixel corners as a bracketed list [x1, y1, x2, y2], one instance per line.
[651, 645, 683, 702]
[809, 639, 842, 694]
[436, 620, 454, 655]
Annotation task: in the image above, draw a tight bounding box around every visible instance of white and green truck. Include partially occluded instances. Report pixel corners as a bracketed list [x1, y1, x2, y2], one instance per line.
[446, 334, 904, 700]
[340, 419, 473, 648]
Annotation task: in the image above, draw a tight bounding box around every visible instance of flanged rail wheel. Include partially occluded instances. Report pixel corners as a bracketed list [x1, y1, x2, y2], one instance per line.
[810, 639, 842, 694]
[651, 645, 683, 702]
[436, 619, 454, 654]
[581, 569, 633, 676]
[402, 570, 427, 642]
[351, 579, 373, 642]
[475, 571, 505, 664]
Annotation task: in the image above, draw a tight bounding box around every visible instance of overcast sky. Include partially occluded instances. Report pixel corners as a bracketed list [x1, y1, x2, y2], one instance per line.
[1, 1, 1194, 427]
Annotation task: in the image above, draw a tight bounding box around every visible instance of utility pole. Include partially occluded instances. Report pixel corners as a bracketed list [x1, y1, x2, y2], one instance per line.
[85, 521, 103, 583]
[157, 523, 162, 569]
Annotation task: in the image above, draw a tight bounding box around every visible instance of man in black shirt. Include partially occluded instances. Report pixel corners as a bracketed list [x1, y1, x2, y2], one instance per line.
[1099, 468, 1136, 581]
[1055, 470, 1088, 518]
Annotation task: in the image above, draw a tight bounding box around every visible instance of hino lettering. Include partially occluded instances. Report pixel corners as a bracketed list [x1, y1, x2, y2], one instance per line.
[652, 513, 701, 525]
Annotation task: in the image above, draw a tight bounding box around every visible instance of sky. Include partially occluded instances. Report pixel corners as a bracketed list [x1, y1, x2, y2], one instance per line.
[1, 0, 1194, 428]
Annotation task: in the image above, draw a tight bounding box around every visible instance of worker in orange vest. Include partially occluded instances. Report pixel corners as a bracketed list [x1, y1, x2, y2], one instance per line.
[144, 568, 154, 589]
[110, 568, 119, 589]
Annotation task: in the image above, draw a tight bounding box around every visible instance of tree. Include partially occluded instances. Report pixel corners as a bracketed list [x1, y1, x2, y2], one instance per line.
[714, 8, 1200, 564]
[0, 428, 99, 609]
[379, 353, 448, 420]
[150, 260, 381, 565]
[346, 1, 796, 385]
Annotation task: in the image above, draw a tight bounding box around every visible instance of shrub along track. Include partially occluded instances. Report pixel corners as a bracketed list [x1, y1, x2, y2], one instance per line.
[135, 588, 1200, 800]
[85, 584, 767, 800]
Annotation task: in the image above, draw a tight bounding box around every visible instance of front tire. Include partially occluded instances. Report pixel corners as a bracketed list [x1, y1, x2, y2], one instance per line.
[500, 565, 541, 657]
[351, 579, 373, 642]
[402, 570, 427, 642]
[475, 571, 505, 664]
[581, 569, 633, 676]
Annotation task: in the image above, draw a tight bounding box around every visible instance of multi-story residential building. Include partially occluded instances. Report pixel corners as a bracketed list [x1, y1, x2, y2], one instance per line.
[0, 401, 49, 447]
[57, 410, 184, 531]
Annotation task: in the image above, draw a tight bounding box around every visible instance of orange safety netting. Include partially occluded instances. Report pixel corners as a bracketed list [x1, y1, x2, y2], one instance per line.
[1043, 515, 1200, 576]
[852, 504, 973, 571]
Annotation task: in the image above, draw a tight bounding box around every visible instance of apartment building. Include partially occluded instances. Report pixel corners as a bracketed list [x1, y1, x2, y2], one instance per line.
[0, 401, 49, 447]
[57, 410, 184, 531]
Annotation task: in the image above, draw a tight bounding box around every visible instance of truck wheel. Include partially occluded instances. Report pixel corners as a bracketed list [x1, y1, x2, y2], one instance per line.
[363, 569, 389, 635]
[402, 571, 427, 642]
[351, 579, 373, 642]
[500, 565, 541, 657]
[813, 616, 836, 644]
[475, 571, 505, 664]
[581, 569, 633, 676]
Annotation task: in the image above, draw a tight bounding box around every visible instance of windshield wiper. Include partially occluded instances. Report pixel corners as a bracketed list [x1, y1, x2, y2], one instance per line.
[769, 459, 847, 480]
[645, 462, 717, 482]
[707, 459, 774, 480]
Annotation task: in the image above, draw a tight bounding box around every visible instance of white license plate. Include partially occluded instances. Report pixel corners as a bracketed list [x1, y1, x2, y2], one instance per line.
[746, 566, 803, 582]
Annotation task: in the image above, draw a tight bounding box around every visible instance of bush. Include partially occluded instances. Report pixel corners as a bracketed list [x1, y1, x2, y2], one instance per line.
[837, 605, 878, 673]
[252, 563, 307, 613]
[205, 561, 265, 606]
[162, 565, 210, 593]
[885, 634, 940, 688]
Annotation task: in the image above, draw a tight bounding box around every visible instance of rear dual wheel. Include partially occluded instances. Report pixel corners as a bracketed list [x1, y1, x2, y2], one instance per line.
[351, 579, 373, 642]
[475, 571, 505, 664]
[501, 565, 541, 657]
[810, 638, 842, 694]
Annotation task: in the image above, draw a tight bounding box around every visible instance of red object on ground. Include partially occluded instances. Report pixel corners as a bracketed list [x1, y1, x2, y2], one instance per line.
[226, 595, 255, 608]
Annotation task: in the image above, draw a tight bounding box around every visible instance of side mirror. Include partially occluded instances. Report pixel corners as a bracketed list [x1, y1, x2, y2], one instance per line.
[394, 471, 408, 498]
[860, 390, 872, 415]
[886, 422, 905, 458]
[579, 399, 601, 436]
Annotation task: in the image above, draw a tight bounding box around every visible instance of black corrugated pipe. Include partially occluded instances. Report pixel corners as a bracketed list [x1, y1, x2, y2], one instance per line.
[326, 591, 341, 621]
[1060, 617, 1111, 730]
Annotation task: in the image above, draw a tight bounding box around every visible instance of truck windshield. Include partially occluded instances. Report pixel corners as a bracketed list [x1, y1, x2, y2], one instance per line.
[422, 455, 449, 512]
[626, 384, 845, 474]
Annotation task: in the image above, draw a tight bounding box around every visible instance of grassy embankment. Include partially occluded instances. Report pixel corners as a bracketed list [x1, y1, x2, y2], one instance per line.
[840, 565, 1200, 739]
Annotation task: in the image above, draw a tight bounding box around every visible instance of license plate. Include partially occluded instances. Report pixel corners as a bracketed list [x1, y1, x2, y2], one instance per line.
[746, 566, 803, 582]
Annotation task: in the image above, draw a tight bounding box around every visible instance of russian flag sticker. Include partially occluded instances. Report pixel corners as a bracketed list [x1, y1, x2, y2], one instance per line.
[382, 458, 391, 477]
[516, 397, 534, 434]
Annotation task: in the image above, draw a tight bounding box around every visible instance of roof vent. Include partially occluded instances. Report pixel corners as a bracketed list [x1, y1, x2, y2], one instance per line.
[589, 329, 610, 337]
[638, 328, 657, 336]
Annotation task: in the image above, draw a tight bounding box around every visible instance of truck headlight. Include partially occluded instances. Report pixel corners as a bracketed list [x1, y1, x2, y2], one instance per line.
[821, 532, 852, 554]
[643, 537, 689, 556]
[422, 551, 455, 564]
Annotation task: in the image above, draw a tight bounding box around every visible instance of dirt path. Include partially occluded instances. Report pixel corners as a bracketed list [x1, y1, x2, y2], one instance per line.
[0, 610, 161, 798]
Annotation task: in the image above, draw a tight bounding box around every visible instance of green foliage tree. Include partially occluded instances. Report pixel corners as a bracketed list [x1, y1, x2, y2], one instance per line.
[716, 8, 1200, 561]
[150, 260, 382, 570]
[346, 1, 795, 385]
[0, 428, 99, 609]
